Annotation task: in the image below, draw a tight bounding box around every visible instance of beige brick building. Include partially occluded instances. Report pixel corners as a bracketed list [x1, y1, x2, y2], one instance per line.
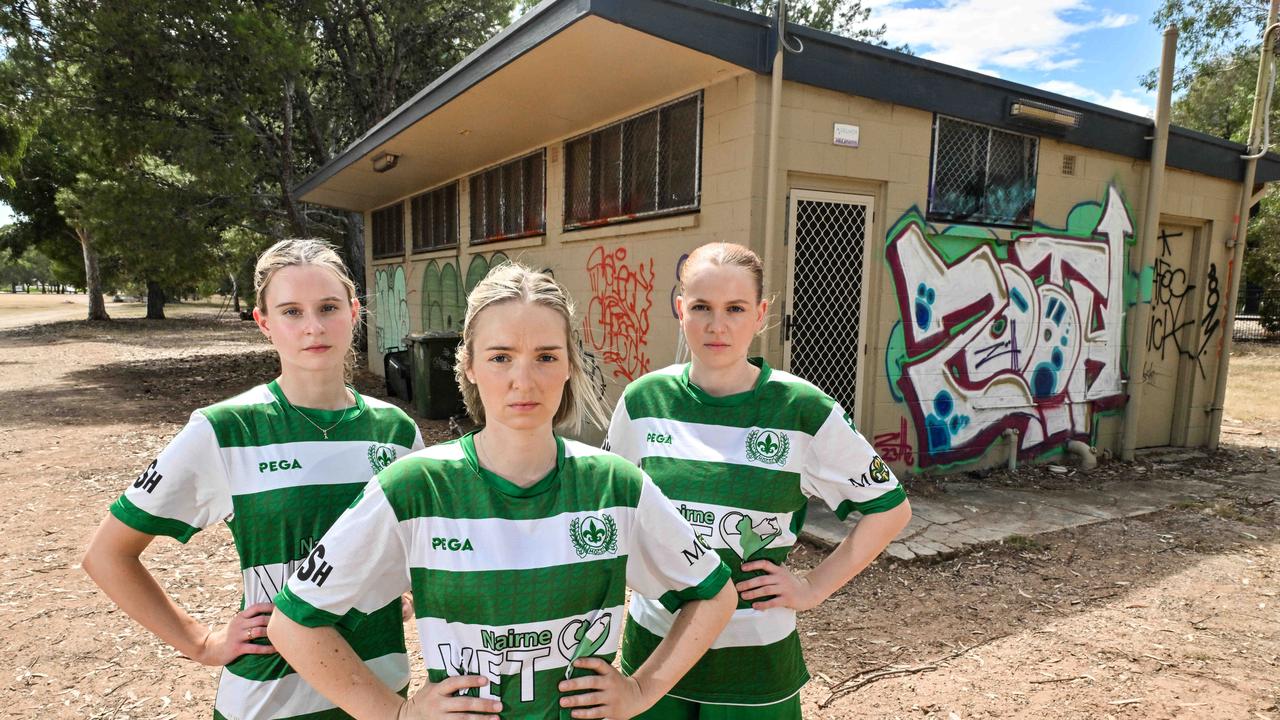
[296, 0, 1280, 475]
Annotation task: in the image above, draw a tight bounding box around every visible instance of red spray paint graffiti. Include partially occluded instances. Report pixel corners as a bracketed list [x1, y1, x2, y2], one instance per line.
[584, 245, 654, 381]
[873, 417, 915, 466]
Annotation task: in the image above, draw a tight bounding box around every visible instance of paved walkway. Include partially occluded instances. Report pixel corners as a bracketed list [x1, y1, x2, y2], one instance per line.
[800, 449, 1280, 560]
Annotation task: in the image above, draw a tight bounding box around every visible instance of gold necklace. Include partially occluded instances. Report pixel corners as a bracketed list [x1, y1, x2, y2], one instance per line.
[289, 391, 354, 440]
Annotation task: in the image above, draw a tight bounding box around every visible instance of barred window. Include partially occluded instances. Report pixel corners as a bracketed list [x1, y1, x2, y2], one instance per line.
[411, 183, 458, 252]
[371, 203, 404, 259]
[468, 151, 545, 243]
[564, 93, 701, 230]
[928, 116, 1038, 227]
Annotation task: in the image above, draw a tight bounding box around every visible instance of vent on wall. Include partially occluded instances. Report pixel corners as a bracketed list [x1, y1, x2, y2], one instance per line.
[1062, 154, 1078, 176]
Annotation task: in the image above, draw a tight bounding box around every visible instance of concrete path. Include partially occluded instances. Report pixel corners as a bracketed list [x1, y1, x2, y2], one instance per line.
[800, 449, 1280, 561]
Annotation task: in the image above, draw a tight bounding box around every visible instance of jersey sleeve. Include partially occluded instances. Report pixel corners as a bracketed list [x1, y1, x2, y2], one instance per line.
[802, 403, 907, 521]
[605, 394, 639, 462]
[274, 476, 411, 631]
[108, 411, 232, 543]
[626, 475, 730, 613]
[410, 422, 426, 452]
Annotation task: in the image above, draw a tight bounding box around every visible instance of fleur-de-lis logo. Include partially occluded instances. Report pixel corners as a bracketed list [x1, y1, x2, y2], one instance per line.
[368, 443, 397, 473]
[569, 514, 618, 557]
[745, 428, 790, 465]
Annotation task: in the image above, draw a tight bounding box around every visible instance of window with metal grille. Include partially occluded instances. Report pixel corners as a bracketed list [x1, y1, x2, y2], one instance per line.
[411, 183, 458, 252]
[371, 203, 404, 259]
[468, 151, 545, 243]
[928, 116, 1038, 227]
[564, 93, 701, 230]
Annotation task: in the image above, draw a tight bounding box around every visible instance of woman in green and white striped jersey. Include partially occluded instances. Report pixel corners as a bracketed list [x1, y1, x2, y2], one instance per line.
[269, 263, 737, 720]
[83, 239, 425, 719]
[608, 242, 913, 719]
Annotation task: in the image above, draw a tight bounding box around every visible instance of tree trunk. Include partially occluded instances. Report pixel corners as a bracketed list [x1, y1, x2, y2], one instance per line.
[230, 271, 241, 315]
[343, 210, 367, 354]
[145, 280, 166, 319]
[76, 228, 110, 321]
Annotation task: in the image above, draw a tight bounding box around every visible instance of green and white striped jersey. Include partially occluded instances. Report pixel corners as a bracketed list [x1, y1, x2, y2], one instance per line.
[275, 432, 730, 718]
[109, 381, 424, 720]
[609, 359, 906, 706]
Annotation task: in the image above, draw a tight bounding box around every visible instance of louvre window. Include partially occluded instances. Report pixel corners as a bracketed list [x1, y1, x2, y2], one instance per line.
[411, 183, 458, 252]
[468, 151, 545, 243]
[371, 203, 405, 259]
[928, 116, 1038, 227]
[564, 93, 701, 230]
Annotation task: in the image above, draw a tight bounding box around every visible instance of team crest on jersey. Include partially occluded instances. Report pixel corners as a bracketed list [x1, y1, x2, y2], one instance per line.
[368, 443, 397, 473]
[745, 428, 790, 466]
[569, 514, 618, 557]
[868, 456, 891, 484]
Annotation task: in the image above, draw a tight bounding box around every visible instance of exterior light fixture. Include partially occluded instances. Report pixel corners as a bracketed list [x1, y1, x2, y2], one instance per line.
[1009, 99, 1082, 129]
[371, 152, 400, 173]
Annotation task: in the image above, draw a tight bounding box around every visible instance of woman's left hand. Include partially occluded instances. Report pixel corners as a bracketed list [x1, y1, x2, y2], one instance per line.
[736, 560, 825, 612]
[557, 658, 650, 719]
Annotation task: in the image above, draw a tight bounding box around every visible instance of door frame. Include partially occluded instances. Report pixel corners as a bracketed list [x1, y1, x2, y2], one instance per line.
[782, 188, 876, 424]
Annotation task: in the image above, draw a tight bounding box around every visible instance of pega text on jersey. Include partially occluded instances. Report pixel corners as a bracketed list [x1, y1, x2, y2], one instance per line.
[431, 537, 474, 551]
[258, 459, 303, 473]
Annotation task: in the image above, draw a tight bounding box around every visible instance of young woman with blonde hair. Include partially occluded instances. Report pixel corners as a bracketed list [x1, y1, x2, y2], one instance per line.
[269, 262, 736, 719]
[608, 242, 912, 719]
[84, 238, 424, 719]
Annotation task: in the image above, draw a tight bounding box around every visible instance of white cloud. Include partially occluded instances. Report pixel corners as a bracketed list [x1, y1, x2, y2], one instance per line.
[1037, 80, 1154, 117]
[854, 0, 1137, 75]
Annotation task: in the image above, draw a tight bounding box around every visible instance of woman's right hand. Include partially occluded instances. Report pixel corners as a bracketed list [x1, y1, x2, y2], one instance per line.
[396, 675, 503, 719]
[193, 602, 277, 666]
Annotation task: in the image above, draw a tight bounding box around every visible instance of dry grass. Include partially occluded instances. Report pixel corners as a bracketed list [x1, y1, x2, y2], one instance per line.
[1223, 342, 1280, 427]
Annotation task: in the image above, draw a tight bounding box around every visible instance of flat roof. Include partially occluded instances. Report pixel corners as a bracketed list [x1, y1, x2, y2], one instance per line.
[297, 0, 1280, 207]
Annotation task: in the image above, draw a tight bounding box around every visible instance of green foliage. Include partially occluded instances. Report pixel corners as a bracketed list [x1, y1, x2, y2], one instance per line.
[713, 0, 891, 46]
[1158, 3, 1280, 306]
[0, 0, 519, 320]
[1149, 0, 1270, 89]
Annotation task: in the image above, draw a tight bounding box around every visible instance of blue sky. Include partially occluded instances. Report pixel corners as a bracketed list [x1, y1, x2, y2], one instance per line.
[860, 0, 1164, 116]
[0, 0, 1171, 230]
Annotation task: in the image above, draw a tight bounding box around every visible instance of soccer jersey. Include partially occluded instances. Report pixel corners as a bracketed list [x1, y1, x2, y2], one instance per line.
[275, 433, 730, 718]
[609, 359, 906, 706]
[109, 381, 424, 720]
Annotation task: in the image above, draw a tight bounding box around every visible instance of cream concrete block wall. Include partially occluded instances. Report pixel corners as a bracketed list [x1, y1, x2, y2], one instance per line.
[362, 69, 1247, 462]
[363, 72, 763, 443]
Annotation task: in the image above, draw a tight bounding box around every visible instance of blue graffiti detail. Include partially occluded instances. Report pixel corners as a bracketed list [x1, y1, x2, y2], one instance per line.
[1031, 349, 1065, 399]
[924, 390, 969, 453]
[1010, 287, 1029, 313]
[914, 283, 936, 331]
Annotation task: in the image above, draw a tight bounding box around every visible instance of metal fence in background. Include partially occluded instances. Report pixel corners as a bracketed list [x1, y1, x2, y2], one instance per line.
[1233, 289, 1280, 342]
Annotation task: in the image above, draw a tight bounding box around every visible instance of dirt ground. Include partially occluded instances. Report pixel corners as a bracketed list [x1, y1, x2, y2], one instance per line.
[0, 309, 1276, 719]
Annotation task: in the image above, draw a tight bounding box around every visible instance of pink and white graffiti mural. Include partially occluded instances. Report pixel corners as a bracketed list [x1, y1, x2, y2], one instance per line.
[884, 185, 1135, 468]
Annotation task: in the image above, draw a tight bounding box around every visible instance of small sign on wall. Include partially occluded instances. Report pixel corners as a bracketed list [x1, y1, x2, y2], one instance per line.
[833, 123, 860, 148]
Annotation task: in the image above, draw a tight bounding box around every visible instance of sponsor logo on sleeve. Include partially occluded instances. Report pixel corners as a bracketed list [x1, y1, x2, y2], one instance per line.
[133, 459, 163, 493]
[295, 543, 334, 587]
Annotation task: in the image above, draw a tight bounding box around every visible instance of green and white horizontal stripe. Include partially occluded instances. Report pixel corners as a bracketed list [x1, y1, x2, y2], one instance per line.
[277, 434, 729, 717]
[110, 381, 423, 719]
[611, 359, 905, 706]
[215, 653, 408, 719]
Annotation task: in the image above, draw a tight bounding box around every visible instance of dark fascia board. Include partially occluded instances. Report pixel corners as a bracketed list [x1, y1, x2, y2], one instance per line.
[591, 0, 1280, 185]
[297, 0, 1280, 199]
[294, 0, 593, 201]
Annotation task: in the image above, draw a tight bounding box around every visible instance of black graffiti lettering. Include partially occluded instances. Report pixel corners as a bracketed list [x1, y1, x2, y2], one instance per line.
[133, 460, 162, 494]
[1192, 262, 1222, 380]
[1147, 256, 1196, 361]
